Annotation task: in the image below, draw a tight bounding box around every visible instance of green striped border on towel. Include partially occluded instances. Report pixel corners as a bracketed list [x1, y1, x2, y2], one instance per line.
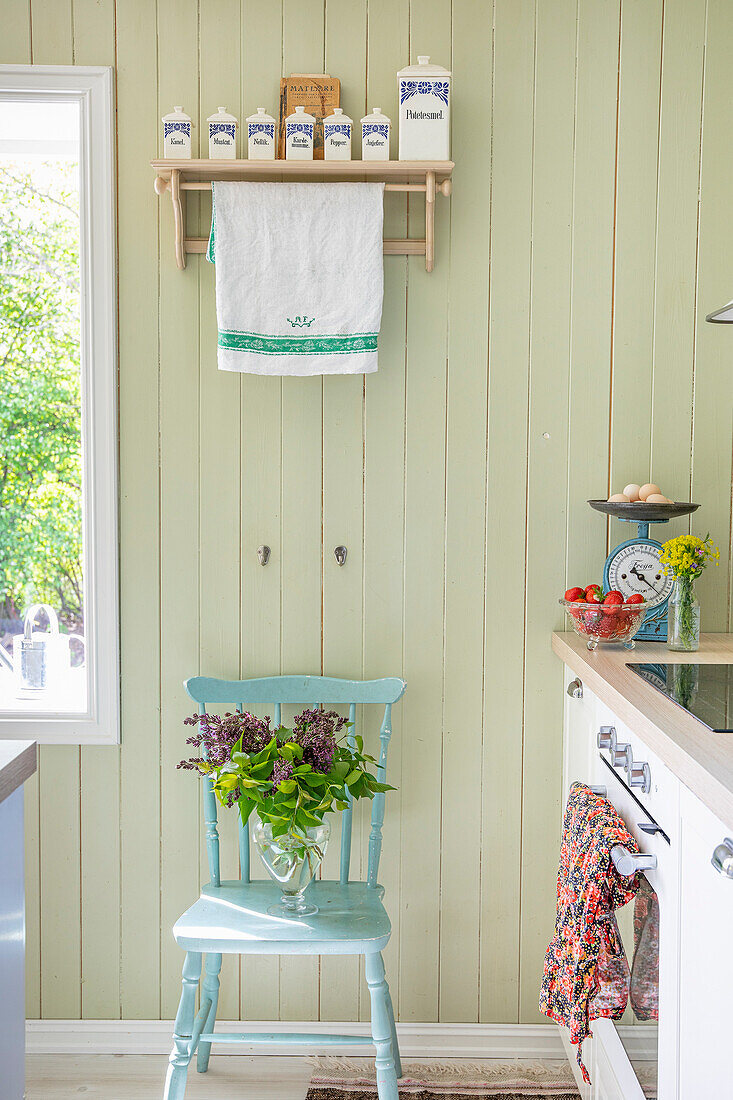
[218, 330, 378, 356]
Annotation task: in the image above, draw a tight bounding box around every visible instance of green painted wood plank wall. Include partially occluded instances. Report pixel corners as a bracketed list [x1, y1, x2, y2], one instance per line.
[8, 0, 733, 1024]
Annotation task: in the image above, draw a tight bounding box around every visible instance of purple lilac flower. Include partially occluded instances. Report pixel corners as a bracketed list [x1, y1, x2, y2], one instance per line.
[290, 708, 346, 773]
[178, 710, 272, 773]
[271, 759, 294, 790]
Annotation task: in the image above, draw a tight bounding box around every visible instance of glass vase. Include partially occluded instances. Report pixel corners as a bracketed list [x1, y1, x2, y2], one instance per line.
[667, 576, 700, 652]
[252, 814, 330, 917]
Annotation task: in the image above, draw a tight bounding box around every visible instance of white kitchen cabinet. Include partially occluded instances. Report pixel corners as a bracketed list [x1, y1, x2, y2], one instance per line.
[677, 784, 733, 1097]
[563, 669, 597, 796]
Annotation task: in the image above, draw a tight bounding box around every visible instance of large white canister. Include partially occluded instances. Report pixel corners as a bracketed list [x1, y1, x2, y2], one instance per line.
[397, 56, 451, 161]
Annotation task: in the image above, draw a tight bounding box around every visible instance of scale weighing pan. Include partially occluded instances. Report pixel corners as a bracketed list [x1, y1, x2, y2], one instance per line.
[588, 500, 700, 522]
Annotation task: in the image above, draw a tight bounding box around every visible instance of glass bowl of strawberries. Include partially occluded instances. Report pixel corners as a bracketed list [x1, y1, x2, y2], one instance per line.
[560, 585, 650, 650]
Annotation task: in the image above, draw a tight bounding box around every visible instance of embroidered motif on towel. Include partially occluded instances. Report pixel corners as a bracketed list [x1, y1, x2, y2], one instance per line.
[217, 330, 378, 356]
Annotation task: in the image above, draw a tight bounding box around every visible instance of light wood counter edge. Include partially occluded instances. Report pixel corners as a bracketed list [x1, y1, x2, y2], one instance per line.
[552, 632, 733, 833]
[0, 741, 37, 806]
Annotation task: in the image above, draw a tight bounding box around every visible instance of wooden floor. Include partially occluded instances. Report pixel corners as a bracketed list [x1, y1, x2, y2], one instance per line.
[26, 1055, 314, 1099]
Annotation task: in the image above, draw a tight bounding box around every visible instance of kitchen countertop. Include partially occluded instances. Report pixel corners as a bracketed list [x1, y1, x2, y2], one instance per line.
[552, 632, 733, 832]
[0, 741, 37, 806]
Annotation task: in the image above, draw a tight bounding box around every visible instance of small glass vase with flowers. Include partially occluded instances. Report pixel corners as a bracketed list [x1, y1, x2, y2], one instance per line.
[179, 707, 391, 916]
[660, 533, 719, 652]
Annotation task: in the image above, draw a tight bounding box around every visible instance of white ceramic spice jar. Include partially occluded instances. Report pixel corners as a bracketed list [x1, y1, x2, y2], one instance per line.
[246, 107, 276, 160]
[397, 55, 451, 160]
[162, 106, 192, 158]
[323, 107, 352, 161]
[285, 105, 315, 160]
[361, 107, 390, 160]
[207, 106, 238, 159]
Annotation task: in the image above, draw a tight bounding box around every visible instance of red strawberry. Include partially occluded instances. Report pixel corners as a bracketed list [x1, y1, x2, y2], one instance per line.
[565, 586, 585, 602]
[626, 593, 644, 605]
[585, 584, 603, 604]
[603, 590, 624, 607]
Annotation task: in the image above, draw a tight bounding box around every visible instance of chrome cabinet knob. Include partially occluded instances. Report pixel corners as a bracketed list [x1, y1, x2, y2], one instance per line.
[612, 742, 632, 770]
[711, 838, 733, 879]
[626, 761, 651, 794]
[597, 725, 616, 752]
[567, 678, 583, 699]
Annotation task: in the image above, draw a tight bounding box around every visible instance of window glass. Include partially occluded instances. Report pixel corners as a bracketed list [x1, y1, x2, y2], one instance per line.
[0, 98, 87, 714]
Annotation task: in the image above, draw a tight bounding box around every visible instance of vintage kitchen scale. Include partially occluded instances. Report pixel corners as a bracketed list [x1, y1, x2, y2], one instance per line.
[588, 499, 700, 641]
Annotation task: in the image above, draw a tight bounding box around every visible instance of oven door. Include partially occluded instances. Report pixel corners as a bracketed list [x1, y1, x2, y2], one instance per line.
[591, 747, 679, 1100]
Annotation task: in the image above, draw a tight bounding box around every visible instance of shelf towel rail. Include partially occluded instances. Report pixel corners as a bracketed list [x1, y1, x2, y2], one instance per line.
[152, 160, 453, 272]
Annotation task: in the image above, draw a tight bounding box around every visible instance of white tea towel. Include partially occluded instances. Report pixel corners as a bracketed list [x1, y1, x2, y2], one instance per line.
[208, 181, 385, 375]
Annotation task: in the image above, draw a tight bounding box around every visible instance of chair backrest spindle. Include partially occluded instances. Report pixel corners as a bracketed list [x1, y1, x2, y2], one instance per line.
[200, 702, 221, 888]
[339, 702, 357, 884]
[367, 703, 392, 888]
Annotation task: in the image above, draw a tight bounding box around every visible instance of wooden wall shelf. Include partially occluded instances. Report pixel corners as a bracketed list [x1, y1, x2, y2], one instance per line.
[151, 159, 453, 272]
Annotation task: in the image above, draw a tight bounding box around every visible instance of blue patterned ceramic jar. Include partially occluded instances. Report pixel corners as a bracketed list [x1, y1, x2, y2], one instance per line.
[285, 105, 315, 160]
[246, 107, 276, 160]
[397, 56, 451, 161]
[361, 107, 390, 161]
[207, 106, 238, 159]
[324, 108, 352, 161]
[162, 106, 192, 159]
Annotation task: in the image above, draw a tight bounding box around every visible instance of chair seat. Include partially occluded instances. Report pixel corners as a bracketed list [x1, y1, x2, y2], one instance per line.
[173, 880, 391, 955]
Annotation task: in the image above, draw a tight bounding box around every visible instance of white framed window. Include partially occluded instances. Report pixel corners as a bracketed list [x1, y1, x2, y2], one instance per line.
[0, 66, 118, 744]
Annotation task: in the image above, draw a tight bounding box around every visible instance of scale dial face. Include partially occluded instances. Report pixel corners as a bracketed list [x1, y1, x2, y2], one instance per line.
[606, 540, 673, 607]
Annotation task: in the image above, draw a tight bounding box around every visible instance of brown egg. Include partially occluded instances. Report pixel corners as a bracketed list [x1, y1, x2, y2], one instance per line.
[639, 483, 661, 500]
[623, 483, 641, 501]
[645, 493, 668, 504]
[608, 493, 630, 503]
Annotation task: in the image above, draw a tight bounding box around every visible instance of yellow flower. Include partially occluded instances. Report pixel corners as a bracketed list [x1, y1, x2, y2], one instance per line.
[660, 533, 719, 579]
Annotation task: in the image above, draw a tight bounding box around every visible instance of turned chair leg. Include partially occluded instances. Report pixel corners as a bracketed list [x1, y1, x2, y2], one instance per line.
[365, 951, 399, 1100]
[384, 982, 402, 1079]
[163, 951, 202, 1100]
[197, 952, 222, 1073]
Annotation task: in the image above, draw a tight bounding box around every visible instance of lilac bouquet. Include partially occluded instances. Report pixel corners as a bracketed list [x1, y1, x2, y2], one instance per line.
[179, 708, 391, 852]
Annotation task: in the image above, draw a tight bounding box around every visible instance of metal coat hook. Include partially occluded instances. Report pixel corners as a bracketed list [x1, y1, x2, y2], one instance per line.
[334, 546, 347, 566]
[257, 545, 271, 566]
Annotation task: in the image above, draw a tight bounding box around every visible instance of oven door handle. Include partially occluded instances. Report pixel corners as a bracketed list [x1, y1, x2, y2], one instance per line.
[611, 844, 657, 876]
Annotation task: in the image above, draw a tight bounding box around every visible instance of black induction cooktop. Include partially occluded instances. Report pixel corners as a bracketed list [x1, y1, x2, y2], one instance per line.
[627, 662, 733, 732]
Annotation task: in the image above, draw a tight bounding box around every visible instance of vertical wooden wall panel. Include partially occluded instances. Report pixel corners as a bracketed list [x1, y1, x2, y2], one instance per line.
[565, 0, 620, 583]
[29, 0, 73, 62]
[157, 0, 202, 1020]
[651, 0, 706, 543]
[278, 0, 326, 1023]
[73, 0, 123, 1020]
[519, 0, 576, 1024]
[361, 0, 409, 1021]
[694, 0, 733, 626]
[608, 0, 662, 532]
[397, 0, 451, 1027]
[439, 0, 490, 1024]
[197, 0, 244, 1022]
[0, 0, 31, 62]
[479, 0, 534, 1024]
[239, 0, 285, 1023]
[320, 0, 368, 1023]
[116, 0, 162, 1019]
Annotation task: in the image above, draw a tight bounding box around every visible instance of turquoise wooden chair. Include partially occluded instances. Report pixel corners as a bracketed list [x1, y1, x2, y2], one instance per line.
[164, 674, 407, 1100]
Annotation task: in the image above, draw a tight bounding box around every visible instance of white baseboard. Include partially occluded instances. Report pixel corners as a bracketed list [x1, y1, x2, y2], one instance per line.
[26, 1019, 565, 1060]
